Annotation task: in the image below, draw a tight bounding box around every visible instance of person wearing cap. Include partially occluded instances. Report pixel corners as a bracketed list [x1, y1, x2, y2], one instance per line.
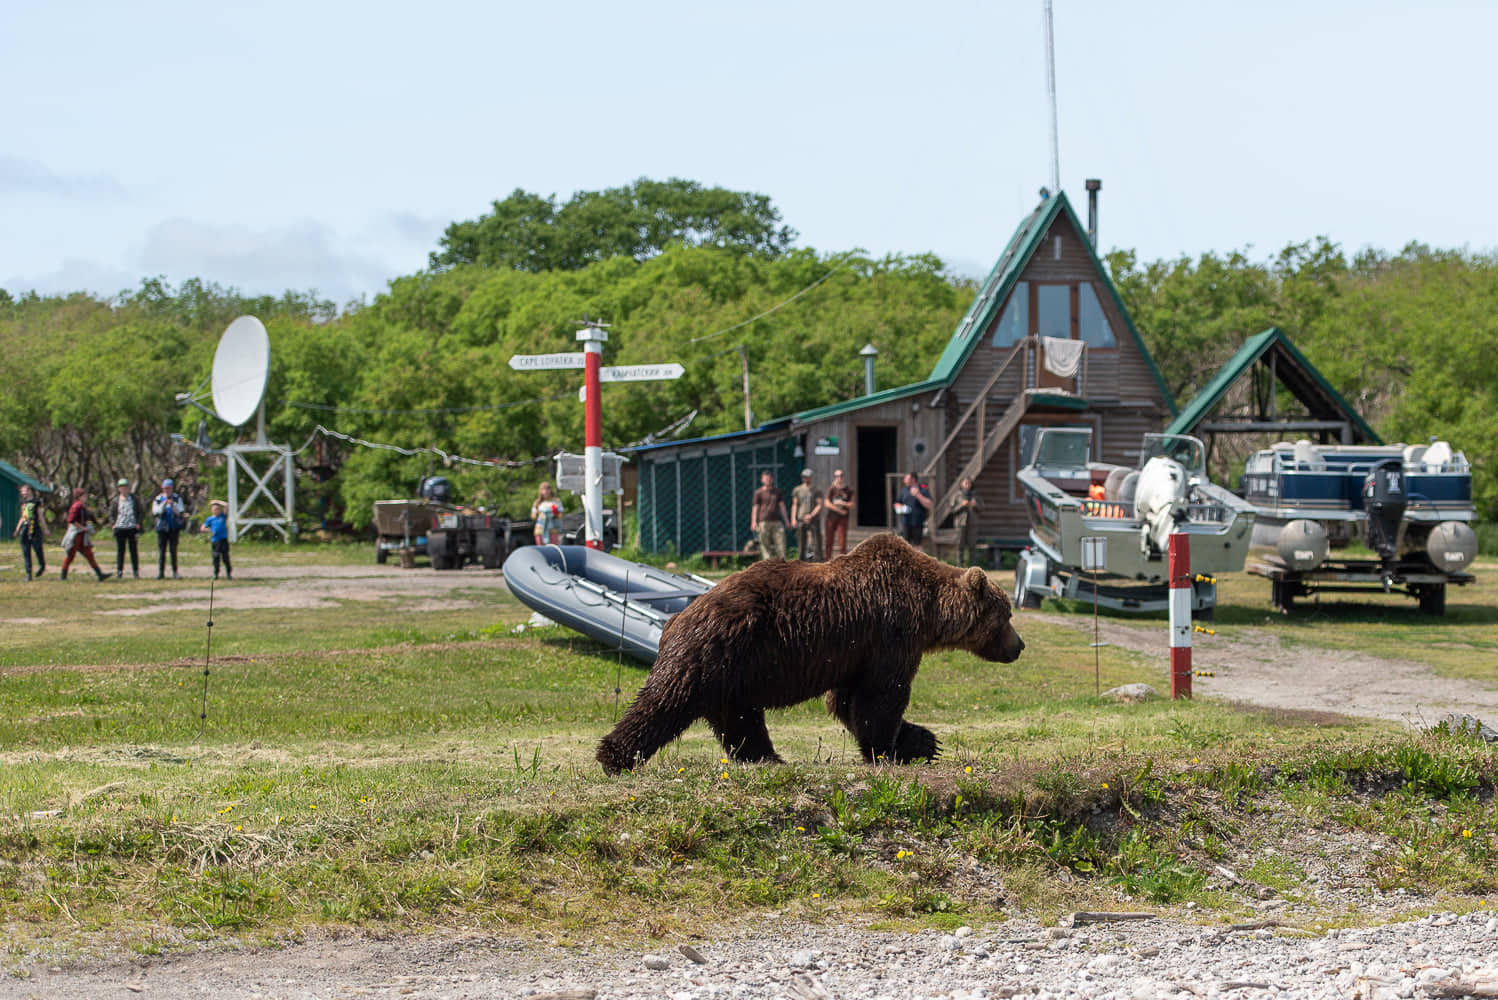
[948, 476, 981, 567]
[894, 471, 933, 551]
[151, 478, 188, 579]
[12, 484, 48, 581]
[106, 478, 146, 579]
[59, 486, 110, 582]
[749, 470, 788, 561]
[824, 469, 855, 558]
[790, 468, 824, 562]
[199, 500, 232, 580]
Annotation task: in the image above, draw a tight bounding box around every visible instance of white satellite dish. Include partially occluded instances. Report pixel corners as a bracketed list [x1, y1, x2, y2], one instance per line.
[211, 316, 270, 427]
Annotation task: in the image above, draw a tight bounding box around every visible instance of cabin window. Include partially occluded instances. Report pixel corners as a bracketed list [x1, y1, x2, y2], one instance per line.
[994, 280, 1118, 349]
[1036, 284, 1071, 340]
[991, 281, 1027, 348]
[1078, 283, 1116, 347]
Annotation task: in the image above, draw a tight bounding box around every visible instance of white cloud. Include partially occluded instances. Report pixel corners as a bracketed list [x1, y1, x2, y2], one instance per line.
[135, 218, 397, 305]
[0, 156, 126, 200]
[1, 257, 138, 300]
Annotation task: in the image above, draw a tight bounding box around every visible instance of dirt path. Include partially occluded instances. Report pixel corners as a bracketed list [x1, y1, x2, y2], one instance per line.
[1023, 609, 1498, 727]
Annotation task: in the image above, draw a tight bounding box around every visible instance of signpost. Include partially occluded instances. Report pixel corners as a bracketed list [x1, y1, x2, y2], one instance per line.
[511, 324, 684, 549]
[508, 353, 585, 371]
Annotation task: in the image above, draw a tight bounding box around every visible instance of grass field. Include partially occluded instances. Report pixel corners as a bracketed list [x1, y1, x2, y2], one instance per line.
[1, 542, 1495, 963]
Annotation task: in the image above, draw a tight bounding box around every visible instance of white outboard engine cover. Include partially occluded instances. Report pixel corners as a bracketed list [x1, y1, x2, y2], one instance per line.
[1134, 456, 1188, 556]
[1277, 519, 1330, 571]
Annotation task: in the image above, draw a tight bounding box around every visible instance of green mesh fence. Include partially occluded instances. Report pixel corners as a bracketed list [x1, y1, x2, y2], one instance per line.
[637, 435, 801, 556]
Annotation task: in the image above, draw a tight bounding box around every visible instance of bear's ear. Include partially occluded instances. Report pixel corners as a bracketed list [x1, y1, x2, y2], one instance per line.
[963, 566, 988, 594]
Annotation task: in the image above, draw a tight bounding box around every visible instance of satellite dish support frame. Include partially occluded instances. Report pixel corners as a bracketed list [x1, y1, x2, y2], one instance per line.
[224, 397, 295, 542]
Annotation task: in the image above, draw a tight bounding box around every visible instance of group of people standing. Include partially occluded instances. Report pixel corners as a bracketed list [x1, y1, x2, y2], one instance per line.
[11, 478, 232, 582]
[751, 468, 857, 562]
[749, 468, 981, 566]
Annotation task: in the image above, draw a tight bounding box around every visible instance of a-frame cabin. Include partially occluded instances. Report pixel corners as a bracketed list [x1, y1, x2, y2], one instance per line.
[627, 190, 1178, 559]
[788, 190, 1176, 550]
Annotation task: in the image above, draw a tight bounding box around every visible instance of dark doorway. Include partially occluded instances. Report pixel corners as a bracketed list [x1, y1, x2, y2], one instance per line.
[856, 426, 897, 527]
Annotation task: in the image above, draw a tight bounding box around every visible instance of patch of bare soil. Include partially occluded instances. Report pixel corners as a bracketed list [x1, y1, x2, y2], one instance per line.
[1022, 609, 1498, 727]
[90, 565, 512, 616]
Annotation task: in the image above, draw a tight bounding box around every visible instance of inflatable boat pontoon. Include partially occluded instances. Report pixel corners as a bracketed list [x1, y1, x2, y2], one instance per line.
[501, 545, 714, 663]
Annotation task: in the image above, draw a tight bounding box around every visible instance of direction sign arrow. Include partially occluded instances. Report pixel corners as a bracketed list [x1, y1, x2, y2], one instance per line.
[508, 352, 586, 371]
[599, 363, 685, 382]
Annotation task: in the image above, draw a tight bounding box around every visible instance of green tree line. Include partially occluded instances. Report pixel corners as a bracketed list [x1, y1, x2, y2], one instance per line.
[3, 180, 1495, 529]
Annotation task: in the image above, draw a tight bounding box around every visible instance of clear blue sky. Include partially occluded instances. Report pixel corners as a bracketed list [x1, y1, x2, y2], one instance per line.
[5, 0, 1495, 308]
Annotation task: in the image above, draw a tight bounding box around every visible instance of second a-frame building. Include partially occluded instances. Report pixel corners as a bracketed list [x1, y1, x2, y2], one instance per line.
[629, 189, 1179, 557]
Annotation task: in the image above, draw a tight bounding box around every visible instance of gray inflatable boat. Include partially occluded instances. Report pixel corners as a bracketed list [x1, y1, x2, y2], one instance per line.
[501, 545, 714, 663]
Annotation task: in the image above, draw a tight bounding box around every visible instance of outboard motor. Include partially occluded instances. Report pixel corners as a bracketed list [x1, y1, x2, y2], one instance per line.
[420, 476, 453, 505]
[1134, 456, 1189, 558]
[1361, 459, 1406, 569]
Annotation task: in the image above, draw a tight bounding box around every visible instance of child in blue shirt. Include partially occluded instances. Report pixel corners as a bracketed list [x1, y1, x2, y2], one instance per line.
[200, 501, 233, 580]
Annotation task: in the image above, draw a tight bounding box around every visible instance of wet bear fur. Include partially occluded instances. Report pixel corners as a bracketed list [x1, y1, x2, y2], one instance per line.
[596, 532, 1025, 774]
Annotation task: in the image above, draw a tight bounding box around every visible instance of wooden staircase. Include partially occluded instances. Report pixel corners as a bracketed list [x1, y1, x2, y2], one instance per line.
[928, 393, 1031, 522]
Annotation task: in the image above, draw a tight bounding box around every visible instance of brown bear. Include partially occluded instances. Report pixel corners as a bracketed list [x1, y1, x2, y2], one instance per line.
[596, 532, 1024, 774]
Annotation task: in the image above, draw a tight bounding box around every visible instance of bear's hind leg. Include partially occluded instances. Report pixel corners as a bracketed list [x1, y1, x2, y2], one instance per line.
[706, 708, 782, 764]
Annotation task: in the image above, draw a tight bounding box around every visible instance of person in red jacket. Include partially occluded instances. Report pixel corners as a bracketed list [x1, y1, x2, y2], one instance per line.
[60, 487, 109, 582]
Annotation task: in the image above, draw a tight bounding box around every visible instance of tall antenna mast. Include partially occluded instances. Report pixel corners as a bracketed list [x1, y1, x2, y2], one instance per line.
[1044, 0, 1061, 194]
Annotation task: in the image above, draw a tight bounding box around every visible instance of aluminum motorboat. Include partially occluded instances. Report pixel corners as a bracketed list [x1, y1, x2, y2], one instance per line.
[1014, 428, 1257, 613]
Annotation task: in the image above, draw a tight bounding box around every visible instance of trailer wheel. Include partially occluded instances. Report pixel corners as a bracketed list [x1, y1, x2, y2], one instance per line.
[480, 534, 503, 570]
[1418, 583, 1446, 616]
[428, 531, 455, 571]
[1271, 579, 1296, 612]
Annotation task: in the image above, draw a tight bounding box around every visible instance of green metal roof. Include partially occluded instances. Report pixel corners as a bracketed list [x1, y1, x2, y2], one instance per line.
[790, 190, 1174, 425]
[1164, 327, 1380, 443]
[791, 379, 943, 424]
[1028, 392, 1090, 411]
[0, 459, 51, 492]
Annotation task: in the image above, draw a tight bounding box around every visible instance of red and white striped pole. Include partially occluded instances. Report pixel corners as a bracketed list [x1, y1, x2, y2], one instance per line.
[578, 323, 607, 549]
[1169, 532, 1192, 699]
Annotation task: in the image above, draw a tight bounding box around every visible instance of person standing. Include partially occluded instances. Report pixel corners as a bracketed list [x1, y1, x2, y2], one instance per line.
[200, 500, 233, 580]
[13, 484, 47, 581]
[59, 486, 109, 581]
[749, 470, 788, 561]
[894, 472, 933, 550]
[152, 478, 187, 579]
[949, 476, 981, 567]
[531, 481, 563, 545]
[107, 478, 145, 578]
[823, 469, 855, 558]
[790, 469, 824, 562]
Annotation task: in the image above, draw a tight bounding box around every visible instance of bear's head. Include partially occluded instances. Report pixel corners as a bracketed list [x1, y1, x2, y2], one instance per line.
[952, 566, 1025, 664]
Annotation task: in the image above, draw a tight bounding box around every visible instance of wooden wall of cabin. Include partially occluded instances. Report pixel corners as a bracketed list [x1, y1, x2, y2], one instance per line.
[934, 216, 1172, 546]
[793, 393, 946, 530]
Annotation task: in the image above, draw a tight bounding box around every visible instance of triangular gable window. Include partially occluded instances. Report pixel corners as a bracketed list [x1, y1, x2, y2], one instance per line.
[992, 281, 1027, 348]
[1079, 284, 1116, 347]
[991, 280, 1116, 348]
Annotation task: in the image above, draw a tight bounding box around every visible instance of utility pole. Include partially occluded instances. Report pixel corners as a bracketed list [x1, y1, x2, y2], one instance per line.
[738, 344, 752, 430]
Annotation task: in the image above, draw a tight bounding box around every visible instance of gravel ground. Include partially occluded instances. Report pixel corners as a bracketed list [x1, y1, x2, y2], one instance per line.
[5, 910, 1498, 999]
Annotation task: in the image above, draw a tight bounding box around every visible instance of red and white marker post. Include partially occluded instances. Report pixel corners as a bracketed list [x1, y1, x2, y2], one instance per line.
[1168, 532, 1192, 698]
[510, 327, 685, 551]
[578, 323, 607, 548]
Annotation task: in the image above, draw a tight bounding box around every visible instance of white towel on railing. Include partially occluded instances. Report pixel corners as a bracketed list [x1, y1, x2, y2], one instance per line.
[1042, 337, 1085, 378]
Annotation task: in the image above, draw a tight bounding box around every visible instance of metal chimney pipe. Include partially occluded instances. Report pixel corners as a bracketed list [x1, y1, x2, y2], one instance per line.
[1085, 178, 1101, 248]
[859, 343, 879, 396]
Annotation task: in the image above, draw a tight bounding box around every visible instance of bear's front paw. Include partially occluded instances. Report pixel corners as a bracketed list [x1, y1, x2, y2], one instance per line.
[596, 738, 641, 775]
[892, 722, 941, 764]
